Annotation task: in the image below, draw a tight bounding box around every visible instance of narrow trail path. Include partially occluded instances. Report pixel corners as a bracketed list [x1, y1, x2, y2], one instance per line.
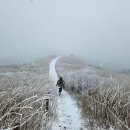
[49, 57, 87, 130]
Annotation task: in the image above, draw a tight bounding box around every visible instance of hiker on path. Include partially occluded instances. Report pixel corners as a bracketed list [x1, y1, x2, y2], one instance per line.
[56, 77, 65, 95]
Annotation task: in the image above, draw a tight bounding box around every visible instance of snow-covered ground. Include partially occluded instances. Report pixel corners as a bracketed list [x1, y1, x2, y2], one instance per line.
[49, 56, 60, 82]
[49, 57, 87, 130]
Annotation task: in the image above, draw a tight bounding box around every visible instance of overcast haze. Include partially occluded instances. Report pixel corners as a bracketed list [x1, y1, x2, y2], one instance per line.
[0, 0, 130, 70]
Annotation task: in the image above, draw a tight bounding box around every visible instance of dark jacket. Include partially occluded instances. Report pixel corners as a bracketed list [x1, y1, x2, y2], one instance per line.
[56, 77, 65, 88]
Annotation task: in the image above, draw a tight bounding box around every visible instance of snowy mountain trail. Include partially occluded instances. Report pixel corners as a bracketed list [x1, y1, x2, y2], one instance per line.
[49, 57, 88, 130]
[49, 56, 60, 82]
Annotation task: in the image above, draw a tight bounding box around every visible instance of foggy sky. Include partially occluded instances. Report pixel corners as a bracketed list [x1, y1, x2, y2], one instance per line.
[0, 0, 130, 69]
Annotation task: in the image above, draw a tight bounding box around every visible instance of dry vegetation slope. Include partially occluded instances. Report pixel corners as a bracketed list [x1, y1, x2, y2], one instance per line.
[0, 56, 57, 130]
[56, 56, 130, 130]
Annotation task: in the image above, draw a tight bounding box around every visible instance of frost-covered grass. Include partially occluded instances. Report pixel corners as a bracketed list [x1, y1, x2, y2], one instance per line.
[56, 56, 130, 130]
[0, 57, 57, 130]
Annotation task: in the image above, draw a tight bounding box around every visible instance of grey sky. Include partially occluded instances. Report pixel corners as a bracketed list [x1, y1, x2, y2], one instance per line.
[0, 0, 130, 69]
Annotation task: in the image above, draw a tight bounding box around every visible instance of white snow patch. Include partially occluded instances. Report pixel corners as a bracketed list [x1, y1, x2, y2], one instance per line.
[51, 90, 87, 130]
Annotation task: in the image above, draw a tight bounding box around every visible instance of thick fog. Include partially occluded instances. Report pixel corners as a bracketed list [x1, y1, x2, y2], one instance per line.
[0, 0, 130, 70]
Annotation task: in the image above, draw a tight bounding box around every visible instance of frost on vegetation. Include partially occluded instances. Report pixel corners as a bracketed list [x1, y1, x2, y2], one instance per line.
[57, 57, 130, 130]
[0, 59, 57, 130]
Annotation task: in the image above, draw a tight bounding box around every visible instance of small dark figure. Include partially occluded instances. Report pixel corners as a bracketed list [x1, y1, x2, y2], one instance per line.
[46, 92, 50, 111]
[46, 99, 49, 111]
[56, 77, 65, 95]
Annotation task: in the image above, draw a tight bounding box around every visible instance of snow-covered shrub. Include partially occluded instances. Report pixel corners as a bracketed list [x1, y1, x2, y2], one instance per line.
[56, 56, 130, 130]
[0, 58, 57, 130]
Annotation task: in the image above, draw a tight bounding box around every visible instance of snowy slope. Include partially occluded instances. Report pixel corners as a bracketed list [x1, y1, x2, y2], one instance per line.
[49, 57, 87, 130]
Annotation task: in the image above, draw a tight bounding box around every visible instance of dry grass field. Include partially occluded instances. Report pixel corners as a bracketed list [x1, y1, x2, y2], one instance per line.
[0, 56, 57, 130]
[56, 56, 130, 130]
